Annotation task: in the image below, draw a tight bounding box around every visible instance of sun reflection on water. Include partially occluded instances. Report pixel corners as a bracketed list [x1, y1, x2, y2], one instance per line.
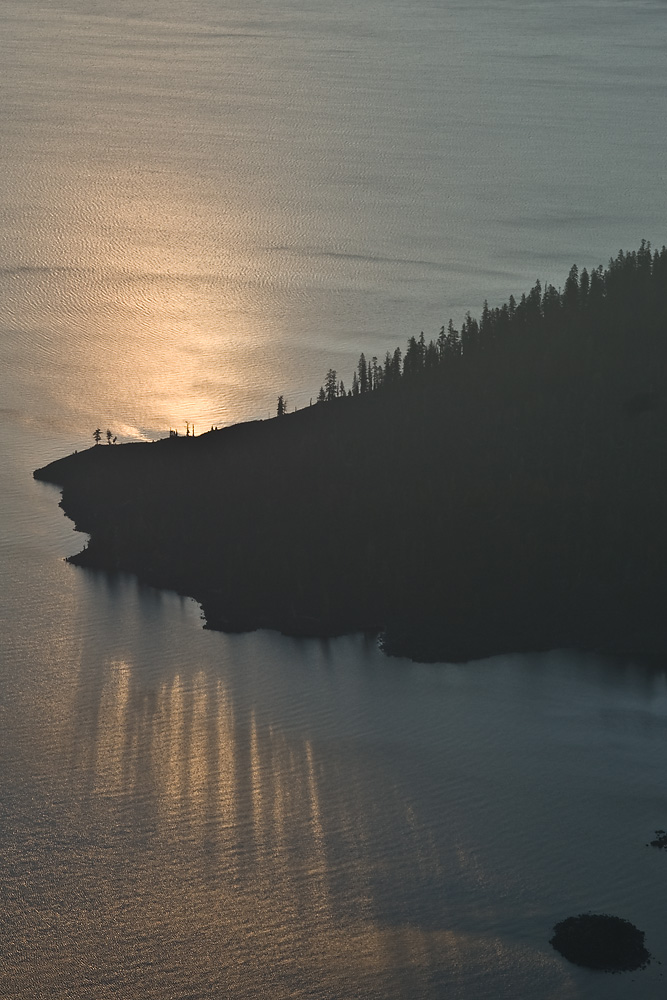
[93, 658, 132, 799]
[3, 155, 297, 439]
[4, 599, 606, 1000]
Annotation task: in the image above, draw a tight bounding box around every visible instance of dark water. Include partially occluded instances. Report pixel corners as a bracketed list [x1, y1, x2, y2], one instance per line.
[1, 1, 667, 996]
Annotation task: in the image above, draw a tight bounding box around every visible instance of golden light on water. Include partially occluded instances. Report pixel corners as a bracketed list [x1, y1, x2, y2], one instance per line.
[93, 658, 132, 799]
[80, 164, 257, 436]
[9, 157, 296, 441]
[5, 594, 602, 998]
[160, 673, 187, 813]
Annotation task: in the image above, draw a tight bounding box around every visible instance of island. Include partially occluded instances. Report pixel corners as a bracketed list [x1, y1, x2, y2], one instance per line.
[550, 913, 651, 972]
[35, 242, 667, 663]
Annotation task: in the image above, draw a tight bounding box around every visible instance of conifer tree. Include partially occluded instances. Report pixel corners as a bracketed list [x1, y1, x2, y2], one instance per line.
[358, 353, 368, 394]
[446, 319, 461, 357]
[325, 369, 338, 401]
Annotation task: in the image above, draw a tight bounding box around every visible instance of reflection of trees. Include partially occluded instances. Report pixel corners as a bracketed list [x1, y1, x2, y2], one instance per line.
[67, 620, 455, 921]
[73, 639, 340, 889]
[9, 605, 647, 997]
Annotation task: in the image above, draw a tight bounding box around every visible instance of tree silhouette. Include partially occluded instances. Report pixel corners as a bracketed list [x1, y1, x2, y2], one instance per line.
[93, 428, 102, 445]
[324, 369, 338, 402]
[358, 353, 368, 394]
[277, 395, 287, 417]
[106, 429, 112, 445]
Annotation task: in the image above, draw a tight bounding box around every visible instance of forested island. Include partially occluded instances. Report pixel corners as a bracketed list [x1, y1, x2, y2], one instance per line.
[35, 243, 667, 663]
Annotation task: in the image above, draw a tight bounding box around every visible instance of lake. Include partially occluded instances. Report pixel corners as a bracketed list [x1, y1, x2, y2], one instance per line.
[1, 0, 666, 996]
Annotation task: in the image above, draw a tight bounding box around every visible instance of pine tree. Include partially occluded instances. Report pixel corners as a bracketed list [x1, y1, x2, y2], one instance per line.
[325, 369, 338, 401]
[563, 264, 579, 313]
[403, 336, 421, 376]
[392, 346, 402, 381]
[358, 353, 368, 394]
[436, 325, 447, 361]
[445, 319, 461, 358]
[371, 356, 380, 391]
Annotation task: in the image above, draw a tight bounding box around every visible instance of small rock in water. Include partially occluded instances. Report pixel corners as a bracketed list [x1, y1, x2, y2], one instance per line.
[550, 913, 651, 972]
[649, 829, 667, 849]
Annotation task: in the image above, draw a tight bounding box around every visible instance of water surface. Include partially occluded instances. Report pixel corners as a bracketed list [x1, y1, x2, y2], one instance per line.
[1, 1, 667, 996]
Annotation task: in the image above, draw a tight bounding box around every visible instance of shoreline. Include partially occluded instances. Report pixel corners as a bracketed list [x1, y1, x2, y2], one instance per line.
[35, 436, 665, 667]
[34, 246, 667, 668]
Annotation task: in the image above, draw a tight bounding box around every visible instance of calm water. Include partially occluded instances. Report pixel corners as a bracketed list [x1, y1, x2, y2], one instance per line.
[1, 0, 667, 996]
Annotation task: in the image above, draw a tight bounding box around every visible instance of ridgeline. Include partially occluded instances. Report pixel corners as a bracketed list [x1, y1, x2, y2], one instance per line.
[35, 243, 667, 662]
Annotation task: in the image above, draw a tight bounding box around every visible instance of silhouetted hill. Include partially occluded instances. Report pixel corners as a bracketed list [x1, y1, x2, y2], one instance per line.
[35, 243, 667, 662]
